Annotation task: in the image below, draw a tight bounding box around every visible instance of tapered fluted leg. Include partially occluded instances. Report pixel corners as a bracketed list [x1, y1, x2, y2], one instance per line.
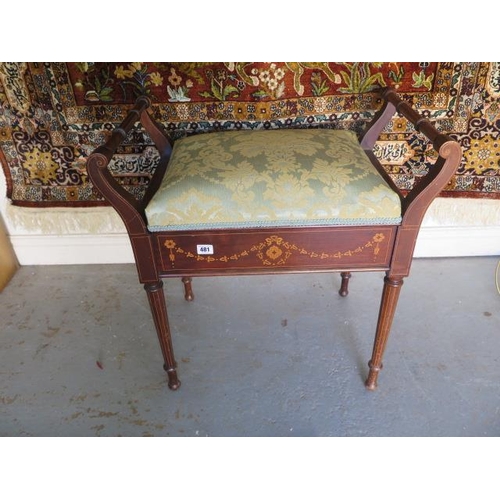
[181, 277, 194, 301]
[144, 281, 180, 390]
[339, 272, 352, 297]
[365, 274, 404, 390]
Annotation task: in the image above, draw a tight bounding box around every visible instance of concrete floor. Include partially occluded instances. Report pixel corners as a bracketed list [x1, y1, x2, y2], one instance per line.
[1, 257, 499, 436]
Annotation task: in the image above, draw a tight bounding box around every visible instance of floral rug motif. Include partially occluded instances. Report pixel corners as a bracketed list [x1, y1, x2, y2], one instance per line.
[0, 62, 499, 206]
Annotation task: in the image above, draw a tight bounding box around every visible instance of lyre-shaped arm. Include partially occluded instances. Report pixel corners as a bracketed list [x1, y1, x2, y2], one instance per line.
[362, 87, 461, 226]
[86, 96, 172, 235]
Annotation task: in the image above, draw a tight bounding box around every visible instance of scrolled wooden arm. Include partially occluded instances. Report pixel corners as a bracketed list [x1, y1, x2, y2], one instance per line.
[86, 96, 172, 235]
[362, 86, 461, 225]
[402, 136, 461, 225]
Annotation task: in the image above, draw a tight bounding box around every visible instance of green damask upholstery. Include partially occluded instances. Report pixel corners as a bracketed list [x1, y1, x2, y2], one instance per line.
[145, 129, 402, 231]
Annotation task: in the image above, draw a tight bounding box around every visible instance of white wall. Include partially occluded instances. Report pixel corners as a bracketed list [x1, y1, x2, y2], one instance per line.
[1, 165, 500, 265]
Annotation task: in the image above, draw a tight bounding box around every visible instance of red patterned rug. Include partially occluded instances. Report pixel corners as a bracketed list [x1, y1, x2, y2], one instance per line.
[1, 62, 499, 206]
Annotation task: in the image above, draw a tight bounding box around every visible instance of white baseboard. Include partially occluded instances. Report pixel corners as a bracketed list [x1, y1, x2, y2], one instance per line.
[9, 226, 500, 265]
[11, 233, 134, 265]
[414, 226, 500, 258]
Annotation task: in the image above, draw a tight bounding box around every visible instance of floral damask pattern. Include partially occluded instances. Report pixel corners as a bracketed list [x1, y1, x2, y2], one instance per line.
[144, 129, 401, 231]
[0, 62, 499, 206]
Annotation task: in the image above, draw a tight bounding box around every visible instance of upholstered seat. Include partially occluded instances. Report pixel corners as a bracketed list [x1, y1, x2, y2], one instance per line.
[145, 129, 402, 231]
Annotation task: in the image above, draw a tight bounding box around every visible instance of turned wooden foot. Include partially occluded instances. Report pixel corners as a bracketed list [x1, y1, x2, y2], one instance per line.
[365, 274, 404, 390]
[181, 277, 194, 301]
[164, 364, 181, 391]
[339, 272, 352, 297]
[144, 281, 181, 390]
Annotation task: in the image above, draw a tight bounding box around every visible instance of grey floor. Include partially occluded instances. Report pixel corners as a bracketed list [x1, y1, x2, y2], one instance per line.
[1, 257, 499, 437]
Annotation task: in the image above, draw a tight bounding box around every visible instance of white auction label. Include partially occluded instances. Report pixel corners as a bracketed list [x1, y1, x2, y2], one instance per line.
[196, 244, 214, 255]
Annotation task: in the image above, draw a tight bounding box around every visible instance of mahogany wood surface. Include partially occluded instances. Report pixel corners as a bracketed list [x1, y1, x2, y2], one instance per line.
[339, 272, 352, 297]
[86, 87, 462, 392]
[181, 277, 194, 301]
[144, 281, 180, 390]
[154, 226, 395, 276]
[365, 275, 404, 390]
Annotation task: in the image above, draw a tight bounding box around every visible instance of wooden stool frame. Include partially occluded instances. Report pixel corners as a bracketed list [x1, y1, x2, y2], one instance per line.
[87, 87, 461, 391]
